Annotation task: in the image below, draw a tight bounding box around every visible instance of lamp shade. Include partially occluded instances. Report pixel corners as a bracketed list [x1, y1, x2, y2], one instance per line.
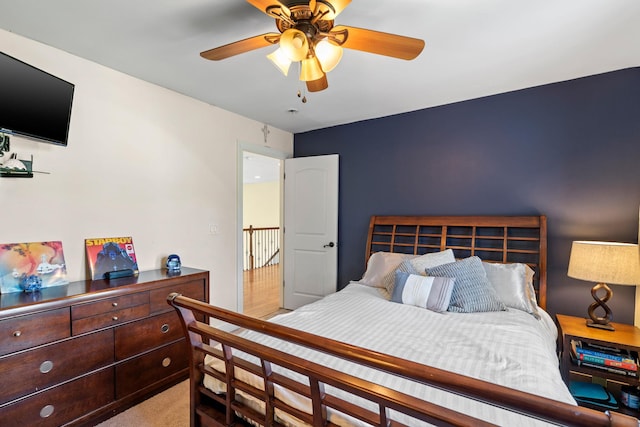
[299, 56, 324, 82]
[314, 39, 343, 73]
[637, 208, 640, 327]
[279, 29, 309, 62]
[267, 48, 292, 76]
[568, 241, 640, 285]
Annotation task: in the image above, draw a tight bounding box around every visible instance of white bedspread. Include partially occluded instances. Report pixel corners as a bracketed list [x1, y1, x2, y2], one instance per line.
[204, 283, 575, 426]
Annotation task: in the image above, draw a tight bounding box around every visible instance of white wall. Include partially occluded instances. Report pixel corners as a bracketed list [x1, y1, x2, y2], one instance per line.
[243, 181, 280, 228]
[0, 29, 293, 311]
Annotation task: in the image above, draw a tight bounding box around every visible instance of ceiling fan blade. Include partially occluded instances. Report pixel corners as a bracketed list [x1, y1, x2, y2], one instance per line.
[306, 74, 328, 92]
[200, 33, 280, 61]
[331, 25, 425, 60]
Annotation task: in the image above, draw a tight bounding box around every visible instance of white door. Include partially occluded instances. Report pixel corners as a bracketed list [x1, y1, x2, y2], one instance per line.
[283, 154, 339, 310]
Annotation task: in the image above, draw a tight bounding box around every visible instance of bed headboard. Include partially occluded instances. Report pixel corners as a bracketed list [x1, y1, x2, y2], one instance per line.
[365, 215, 548, 309]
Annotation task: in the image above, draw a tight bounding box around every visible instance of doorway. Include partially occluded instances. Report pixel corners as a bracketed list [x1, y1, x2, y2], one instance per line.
[241, 150, 283, 318]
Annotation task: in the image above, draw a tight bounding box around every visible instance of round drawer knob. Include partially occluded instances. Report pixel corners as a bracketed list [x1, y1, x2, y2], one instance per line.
[40, 360, 54, 374]
[160, 324, 170, 334]
[40, 404, 55, 418]
[112, 302, 118, 307]
[112, 316, 119, 321]
[162, 357, 171, 368]
[13, 330, 22, 337]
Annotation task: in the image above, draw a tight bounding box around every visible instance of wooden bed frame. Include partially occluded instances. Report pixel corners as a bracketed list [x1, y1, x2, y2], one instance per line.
[364, 215, 548, 309]
[168, 215, 637, 427]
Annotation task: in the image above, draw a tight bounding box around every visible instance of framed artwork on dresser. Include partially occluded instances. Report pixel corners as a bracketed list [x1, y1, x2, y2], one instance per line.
[85, 236, 138, 280]
[0, 241, 68, 293]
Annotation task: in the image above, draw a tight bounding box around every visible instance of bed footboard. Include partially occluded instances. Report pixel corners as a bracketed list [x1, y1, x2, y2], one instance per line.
[168, 293, 637, 427]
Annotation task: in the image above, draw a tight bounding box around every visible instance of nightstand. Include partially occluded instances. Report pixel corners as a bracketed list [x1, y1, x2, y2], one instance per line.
[556, 314, 640, 414]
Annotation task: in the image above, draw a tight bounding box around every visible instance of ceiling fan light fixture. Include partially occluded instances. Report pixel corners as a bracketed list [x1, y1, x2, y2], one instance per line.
[299, 55, 324, 82]
[267, 48, 292, 76]
[314, 39, 343, 73]
[203, 1, 426, 94]
[280, 28, 309, 62]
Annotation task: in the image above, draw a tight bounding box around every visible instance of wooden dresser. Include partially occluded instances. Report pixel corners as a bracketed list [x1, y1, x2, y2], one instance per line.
[0, 267, 209, 427]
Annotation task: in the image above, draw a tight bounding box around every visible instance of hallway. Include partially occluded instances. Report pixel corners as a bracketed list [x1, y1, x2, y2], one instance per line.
[243, 264, 282, 319]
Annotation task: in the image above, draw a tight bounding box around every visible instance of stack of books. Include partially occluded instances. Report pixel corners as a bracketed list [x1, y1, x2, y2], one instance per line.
[571, 340, 638, 377]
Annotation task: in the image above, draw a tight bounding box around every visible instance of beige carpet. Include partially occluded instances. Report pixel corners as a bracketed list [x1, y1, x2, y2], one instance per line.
[95, 380, 189, 427]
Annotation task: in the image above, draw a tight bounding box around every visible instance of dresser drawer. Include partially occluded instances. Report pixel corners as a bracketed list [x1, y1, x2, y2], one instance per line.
[115, 340, 189, 399]
[115, 311, 184, 360]
[0, 308, 70, 357]
[150, 279, 205, 314]
[72, 291, 149, 320]
[0, 329, 114, 405]
[72, 303, 150, 335]
[0, 368, 114, 427]
[71, 292, 149, 335]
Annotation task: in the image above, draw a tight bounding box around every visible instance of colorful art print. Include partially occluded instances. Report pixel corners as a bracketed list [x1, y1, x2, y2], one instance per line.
[85, 236, 139, 280]
[0, 241, 68, 293]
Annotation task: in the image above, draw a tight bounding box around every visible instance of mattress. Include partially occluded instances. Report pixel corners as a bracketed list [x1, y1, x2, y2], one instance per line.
[204, 283, 575, 426]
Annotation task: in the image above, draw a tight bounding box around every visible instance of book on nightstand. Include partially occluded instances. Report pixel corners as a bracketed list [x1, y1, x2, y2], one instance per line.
[569, 381, 618, 410]
[570, 340, 639, 376]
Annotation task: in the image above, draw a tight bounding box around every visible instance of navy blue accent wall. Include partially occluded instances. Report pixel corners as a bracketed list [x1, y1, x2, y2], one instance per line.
[294, 67, 640, 323]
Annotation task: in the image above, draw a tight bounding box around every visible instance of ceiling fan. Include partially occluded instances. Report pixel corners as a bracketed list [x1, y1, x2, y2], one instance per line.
[200, 0, 425, 93]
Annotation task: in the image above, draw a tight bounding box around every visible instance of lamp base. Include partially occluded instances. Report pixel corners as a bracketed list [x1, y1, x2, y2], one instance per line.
[586, 319, 615, 331]
[587, 282, 614, 331]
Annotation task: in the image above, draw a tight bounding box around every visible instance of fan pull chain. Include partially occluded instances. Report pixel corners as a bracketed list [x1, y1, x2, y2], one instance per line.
[295, 62, 307, 103]
[297, 87, 307, 104]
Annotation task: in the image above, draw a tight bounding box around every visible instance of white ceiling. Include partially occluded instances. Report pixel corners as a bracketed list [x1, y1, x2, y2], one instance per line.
[243, 153, 280, 184]
[0, 1, 638, 134]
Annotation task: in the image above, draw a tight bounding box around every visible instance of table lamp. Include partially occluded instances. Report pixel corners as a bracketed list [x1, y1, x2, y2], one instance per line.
[567, 241, 640, 331]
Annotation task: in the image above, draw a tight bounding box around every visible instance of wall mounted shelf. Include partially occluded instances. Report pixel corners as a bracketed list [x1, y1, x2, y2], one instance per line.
[0, 169, 33, 178]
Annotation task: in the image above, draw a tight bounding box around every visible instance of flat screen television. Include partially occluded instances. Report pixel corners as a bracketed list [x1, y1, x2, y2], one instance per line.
[0, 51, 74, 146]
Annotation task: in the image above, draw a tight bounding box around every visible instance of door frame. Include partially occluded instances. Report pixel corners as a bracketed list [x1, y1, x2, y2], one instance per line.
[236, 141, 289, 313]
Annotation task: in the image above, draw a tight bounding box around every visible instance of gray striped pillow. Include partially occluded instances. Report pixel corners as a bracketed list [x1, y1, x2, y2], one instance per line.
[392, 271, 455, 312]
[426, 256, 507, 313]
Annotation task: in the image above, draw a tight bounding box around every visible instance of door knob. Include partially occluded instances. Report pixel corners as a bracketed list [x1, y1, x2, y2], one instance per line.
[324, 242, 335, 248]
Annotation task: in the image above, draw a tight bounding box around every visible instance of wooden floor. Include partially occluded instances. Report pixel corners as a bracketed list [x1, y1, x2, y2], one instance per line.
[243, 264, 283, 319]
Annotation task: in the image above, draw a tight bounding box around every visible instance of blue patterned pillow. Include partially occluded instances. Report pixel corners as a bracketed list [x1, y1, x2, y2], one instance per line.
[392, 271, 455, 312]
[426, 256, 507, 313]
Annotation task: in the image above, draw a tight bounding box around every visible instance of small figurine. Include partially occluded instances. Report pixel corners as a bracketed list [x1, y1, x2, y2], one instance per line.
[166, 254, 181, 273]
[19, 274, 43, 293]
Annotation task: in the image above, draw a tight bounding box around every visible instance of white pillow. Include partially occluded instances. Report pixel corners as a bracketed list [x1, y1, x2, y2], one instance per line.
[359, 252, 417, 288]
[383, 249, 456, 293]
[482, 262, 540, 318]
[409, 249, 456, 273]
